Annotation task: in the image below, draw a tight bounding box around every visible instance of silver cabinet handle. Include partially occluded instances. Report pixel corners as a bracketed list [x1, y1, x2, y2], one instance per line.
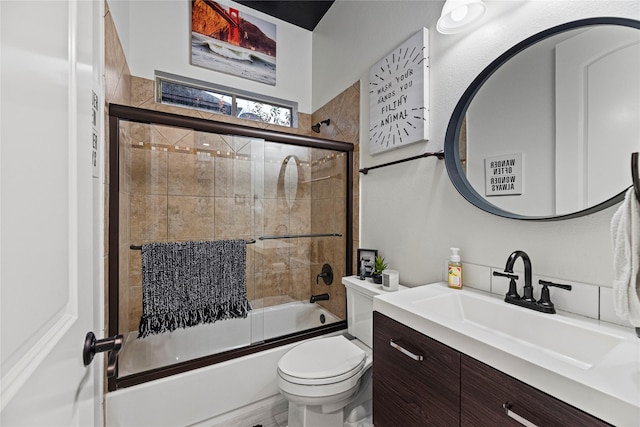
[503, 403, 538, 427]
[389, 339, 424, 361]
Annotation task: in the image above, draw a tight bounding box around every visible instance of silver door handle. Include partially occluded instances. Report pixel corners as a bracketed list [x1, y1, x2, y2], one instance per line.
[389, 339, 424, 361]
[503, 403, 538, 427]
[83, 332, 124, 378]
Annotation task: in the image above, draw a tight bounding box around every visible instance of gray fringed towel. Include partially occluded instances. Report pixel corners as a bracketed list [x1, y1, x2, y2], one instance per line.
[138, 240, 250, 338]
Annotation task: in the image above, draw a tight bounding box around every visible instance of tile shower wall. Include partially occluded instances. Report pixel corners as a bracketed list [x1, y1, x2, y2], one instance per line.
[104, 3, 360, 334]
[120, 126, 350, 333]
[311, 83, 361, 319]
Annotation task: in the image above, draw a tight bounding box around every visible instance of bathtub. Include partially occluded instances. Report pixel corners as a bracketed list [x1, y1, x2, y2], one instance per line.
[111, 301, 342, 425]
[119, 300, 340, 376]
[107, 319, 343, 426]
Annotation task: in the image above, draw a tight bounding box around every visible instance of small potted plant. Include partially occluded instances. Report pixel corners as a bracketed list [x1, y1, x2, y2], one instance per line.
[372, 256, 387, 284]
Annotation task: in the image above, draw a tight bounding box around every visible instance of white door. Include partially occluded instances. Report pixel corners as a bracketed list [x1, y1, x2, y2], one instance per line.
[555, 25, 640, 215]
[1, 1, 104, 425]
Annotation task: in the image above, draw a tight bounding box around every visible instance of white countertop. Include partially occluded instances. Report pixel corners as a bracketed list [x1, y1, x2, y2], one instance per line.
[372, 282, 640, 426]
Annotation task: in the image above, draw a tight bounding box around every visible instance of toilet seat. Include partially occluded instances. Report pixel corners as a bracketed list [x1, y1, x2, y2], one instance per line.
[278, 336, 367, 386]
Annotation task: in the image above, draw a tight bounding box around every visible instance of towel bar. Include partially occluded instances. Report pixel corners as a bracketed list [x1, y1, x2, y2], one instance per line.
[130, 239, 256, 250]
[258, 233, 342, 240]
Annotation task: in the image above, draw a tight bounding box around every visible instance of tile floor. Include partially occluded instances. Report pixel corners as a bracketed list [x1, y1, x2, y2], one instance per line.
[208, 398, 288, 427]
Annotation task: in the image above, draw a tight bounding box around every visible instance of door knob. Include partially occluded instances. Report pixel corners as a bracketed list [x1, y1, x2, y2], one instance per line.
[83, 331, 123, 378]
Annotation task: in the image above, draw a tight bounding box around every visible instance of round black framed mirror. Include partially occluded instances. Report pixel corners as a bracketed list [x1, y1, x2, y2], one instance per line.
[444, 17, 640, 220]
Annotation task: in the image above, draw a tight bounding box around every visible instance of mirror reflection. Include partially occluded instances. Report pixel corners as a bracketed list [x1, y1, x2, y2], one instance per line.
[449, 19, 640, 219]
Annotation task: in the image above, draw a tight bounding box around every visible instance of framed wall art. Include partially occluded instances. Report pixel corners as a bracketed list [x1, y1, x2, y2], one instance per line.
[191, 0, 277, 85]
[368, 28, 430, 155]
[357, 248, 378, 278]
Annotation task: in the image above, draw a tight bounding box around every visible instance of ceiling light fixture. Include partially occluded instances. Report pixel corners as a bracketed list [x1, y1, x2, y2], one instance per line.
[437, 0, 487, 34]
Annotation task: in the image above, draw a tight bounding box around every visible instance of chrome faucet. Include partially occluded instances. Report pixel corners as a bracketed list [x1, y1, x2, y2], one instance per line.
[493, 250, 572, 314]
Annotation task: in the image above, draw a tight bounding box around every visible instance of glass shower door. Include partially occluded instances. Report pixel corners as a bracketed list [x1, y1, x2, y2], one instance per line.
[116, 120, 265, 376]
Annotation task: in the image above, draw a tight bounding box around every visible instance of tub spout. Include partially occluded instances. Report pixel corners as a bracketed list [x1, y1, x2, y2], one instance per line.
[310, 293, 330, 303]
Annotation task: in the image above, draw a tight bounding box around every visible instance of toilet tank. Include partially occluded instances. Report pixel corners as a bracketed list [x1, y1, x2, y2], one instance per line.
[342, 276, 388, 348]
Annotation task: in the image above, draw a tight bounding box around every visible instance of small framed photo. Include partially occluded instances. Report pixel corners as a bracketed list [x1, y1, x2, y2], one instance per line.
[357, 248, 378, 278]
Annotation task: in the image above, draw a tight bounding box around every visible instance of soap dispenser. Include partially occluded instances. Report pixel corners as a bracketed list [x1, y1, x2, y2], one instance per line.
[448, 248, 463, 289]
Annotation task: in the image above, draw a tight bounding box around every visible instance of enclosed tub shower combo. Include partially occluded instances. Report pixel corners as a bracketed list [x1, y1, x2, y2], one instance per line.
[107, 105, 353, 391]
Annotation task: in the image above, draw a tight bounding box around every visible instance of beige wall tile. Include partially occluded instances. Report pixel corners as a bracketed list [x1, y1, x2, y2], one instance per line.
[289, 239, 311, 270]
[129, 249, 142, 288]
[263, 160, 280, 200]
[290, 267, 311, 301]
[167, 195, 215, 240]
[104, 10, 128, 105]
[118, 123, 131, 193]
[168, 151, 215, 196]
[311, 154, 347, 200]
[214, 197, 252, 237]
[118, 243, 130, 335]
[130, 122, 150, 145]
[151, 124, 193, 147]
[258, 270, 289, 299]
[195, 132, 233, 152]
[128, 286, 143, 333]
[119, 192, 130, 245]
[256, 244, 290, 283]
[131, 76, 154, 107]
[130, 194, 168, 240]
[333, 84, 360, 144]
[215, 157, 252, 198]
[290, 198, 311, 235]
[130, 148, 168, 195]
[260, 198, 290, 236]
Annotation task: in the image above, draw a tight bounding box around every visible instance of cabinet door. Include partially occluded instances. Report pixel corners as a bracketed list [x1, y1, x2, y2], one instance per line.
[373, 312, 460, 427]
[461, 355, 611, 426]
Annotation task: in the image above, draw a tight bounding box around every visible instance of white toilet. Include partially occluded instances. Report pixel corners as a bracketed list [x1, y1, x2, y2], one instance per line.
[277, 276, 401, 427]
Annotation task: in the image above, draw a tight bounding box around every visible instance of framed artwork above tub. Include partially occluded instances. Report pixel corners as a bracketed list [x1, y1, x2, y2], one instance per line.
[191, 0, 277, 85]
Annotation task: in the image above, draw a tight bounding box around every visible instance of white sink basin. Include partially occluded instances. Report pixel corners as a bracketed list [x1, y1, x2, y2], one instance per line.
[412, 291, 623, 369]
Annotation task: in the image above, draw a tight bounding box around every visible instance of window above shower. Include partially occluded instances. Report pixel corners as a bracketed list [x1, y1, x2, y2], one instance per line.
[156, 71, 298, 128]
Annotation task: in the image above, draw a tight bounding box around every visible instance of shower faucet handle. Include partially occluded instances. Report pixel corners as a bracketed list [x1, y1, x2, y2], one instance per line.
[316, 263, 334, 285]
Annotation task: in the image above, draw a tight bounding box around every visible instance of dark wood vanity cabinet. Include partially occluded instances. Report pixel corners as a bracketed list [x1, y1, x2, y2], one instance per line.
[461, 354, 610, 426]
[373, 312, 611, 427]
[373, 312, 460, 427]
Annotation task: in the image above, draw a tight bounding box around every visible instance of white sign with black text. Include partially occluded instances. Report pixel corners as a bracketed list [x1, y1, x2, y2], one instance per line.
[485, 153, 523, 196]
[368, 28, 429, 155]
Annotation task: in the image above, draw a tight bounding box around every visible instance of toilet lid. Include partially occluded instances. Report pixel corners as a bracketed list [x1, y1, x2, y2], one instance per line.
[278, 336, 366, 384]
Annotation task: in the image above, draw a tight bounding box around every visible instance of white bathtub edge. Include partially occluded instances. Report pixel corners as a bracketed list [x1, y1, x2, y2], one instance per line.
[106, 330, 343, 427]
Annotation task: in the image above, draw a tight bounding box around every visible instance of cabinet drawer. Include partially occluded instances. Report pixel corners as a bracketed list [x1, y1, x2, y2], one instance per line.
[373, 312, 460, 427]
[461, 355, 611, 426]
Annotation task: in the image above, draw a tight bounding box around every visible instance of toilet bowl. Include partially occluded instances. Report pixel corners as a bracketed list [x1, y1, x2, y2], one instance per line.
[277, 336, 372, 427]
[277, 276, 403, 427]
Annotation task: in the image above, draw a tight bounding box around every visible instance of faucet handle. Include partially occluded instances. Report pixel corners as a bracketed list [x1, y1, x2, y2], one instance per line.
[537, 280, 572, 313]
[538, 279, 572, 291]
[493, 271, 520, 300]
[493, 271, 519, 280]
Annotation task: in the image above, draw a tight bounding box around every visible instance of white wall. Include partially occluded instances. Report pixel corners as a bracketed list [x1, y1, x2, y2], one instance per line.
[313, 0, 639, 287]
[113, 0, 313, 113]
